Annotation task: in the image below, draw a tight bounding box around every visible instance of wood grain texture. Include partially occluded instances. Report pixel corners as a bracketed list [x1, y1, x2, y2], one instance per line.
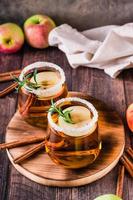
[122, 69, 133, 200]
[0, 46, 132, 200]
[0, 50, 23, 200]
[5, 92, 125, 187]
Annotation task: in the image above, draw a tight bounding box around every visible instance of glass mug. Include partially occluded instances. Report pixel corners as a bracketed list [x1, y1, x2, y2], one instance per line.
[18, 62, 68, 128]
[46, 97, 102, 169]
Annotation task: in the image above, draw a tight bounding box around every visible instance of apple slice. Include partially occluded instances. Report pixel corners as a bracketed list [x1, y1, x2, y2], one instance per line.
[30, 71, 59, 88]
[94, 194, 122, 200]
[126, 103, 133, 132]
[58, 106, 96, 136]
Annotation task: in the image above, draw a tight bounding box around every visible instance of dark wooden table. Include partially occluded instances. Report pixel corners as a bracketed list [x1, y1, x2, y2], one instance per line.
[0, 46, 133, 200]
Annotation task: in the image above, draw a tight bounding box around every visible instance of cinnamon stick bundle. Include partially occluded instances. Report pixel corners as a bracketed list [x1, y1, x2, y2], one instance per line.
[0, 135, 45, 150]
[126, 147, 133, 159]
[0, 69, 21, 82]
[19, 94, 35, 116]
[14, 141, 46, 164]
[120, 154, 133, 177]
[0, 82, 18, 97]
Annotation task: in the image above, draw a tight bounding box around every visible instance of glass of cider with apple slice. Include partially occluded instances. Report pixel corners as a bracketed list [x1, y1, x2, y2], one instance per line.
[46, 97, 102, 169]
[18, 62, 68, 128]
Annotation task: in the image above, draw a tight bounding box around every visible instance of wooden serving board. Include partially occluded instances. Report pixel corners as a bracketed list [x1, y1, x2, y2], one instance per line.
[6, 92, 125, 187]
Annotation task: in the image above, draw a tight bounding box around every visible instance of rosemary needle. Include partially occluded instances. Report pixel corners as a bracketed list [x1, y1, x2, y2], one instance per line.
[33, 68, 38, 85]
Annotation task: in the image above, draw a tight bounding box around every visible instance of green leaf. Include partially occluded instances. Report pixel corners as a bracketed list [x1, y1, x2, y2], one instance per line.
[12, 69, 40, 91]
[48, 100, 74, 124]
[25, 73, 32, 79]
[33, 68, 38, 85]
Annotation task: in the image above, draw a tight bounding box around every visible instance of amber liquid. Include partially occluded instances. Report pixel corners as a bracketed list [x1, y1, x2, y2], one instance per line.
[18, 83, 68, 128]
[46, 102, 101, 168]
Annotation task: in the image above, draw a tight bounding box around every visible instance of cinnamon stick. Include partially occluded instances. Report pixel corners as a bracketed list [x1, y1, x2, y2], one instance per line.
[0, 69, 21, 82]
[126, 147, 133, 159]
[14, 141, 46, 164]
[120, 155, 133, 177]
[0, 136, 45, 150]
[0, 82, 18, 97]
[116, 164, 125, 198]
[19, 94, 35, 116]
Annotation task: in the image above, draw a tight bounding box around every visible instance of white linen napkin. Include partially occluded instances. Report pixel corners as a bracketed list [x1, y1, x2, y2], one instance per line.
[48, 23, 133, 78]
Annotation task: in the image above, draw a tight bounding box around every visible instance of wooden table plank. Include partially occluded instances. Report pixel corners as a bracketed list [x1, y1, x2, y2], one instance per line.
[71, 67, 127, 199]
[0, 50, 23, 200]
[122, 69, 133, 200]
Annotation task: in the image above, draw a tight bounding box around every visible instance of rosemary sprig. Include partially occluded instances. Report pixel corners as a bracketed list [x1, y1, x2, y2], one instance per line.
[49, 99, 74, 124]
[33, 68, 38, 85]
[12, 69, 40, 92]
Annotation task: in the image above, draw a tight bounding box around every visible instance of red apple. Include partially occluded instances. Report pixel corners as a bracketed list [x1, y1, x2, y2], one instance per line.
[0, 23, 24, 53]
[126, 103, 133, 132]
[24, 14, 56, 48]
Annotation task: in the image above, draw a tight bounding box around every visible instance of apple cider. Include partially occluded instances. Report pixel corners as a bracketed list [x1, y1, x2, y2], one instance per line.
[18, 62, 68, 128]
[46, 97, 101, 169]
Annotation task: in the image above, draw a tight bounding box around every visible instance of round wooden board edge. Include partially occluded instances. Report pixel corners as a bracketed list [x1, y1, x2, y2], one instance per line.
[7, 146, 124, 187]
[6, 91, 125, 187]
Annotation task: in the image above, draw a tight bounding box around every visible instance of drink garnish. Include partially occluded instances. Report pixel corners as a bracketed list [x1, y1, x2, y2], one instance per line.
[48, 99, 74, 124]
[12, 68, 40, 92]
[33, 68, 38, 85]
